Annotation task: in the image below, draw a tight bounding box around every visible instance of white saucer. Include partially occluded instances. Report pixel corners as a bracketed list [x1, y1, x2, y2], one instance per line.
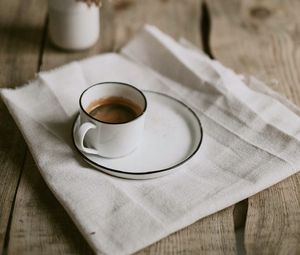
[72, 91, 203, 179]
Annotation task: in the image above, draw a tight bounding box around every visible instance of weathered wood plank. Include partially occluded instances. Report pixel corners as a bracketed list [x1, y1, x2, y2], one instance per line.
[110, 0, 202, 50]
[8, 1, 236, 254]
[0, 0, 47, 253]
[208, 0, 300, 253]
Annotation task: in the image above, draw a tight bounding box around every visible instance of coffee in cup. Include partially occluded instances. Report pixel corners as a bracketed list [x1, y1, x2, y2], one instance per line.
[86, 96, 143, 124]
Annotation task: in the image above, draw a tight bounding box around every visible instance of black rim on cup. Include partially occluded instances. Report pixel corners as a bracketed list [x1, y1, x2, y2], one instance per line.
[79, 81, 148, 125]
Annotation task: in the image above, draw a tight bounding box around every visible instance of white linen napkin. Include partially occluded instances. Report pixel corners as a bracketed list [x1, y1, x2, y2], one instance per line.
[2, 25, 300, 255]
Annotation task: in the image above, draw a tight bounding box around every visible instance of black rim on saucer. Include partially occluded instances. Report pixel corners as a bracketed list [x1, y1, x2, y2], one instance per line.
[72, 90, 203, 176]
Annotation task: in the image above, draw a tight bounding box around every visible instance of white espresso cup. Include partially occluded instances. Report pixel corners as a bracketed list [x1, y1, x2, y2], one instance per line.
[74, 82, 147, 158]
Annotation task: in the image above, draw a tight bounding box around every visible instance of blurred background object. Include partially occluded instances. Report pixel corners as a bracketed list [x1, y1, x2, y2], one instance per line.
[48, 0, 100, 50]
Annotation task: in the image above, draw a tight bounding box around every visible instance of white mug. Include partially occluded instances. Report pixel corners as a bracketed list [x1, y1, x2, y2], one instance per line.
[48, 0, 100, 50]
[75, 82, 147, 158]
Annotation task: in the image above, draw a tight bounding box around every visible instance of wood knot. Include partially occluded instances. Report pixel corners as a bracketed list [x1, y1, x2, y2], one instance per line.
[114, 0, 133, 11]
[250, 6, 271, 19]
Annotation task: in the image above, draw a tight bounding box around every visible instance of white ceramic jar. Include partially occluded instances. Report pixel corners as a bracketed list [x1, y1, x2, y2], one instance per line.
[48, 0, 100, 50]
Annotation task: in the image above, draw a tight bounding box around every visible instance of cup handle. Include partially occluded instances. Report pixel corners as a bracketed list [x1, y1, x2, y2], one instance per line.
[75, 122, 98, 155]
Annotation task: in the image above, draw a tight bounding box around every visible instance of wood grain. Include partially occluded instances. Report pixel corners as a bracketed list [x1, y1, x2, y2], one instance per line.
[110, 0, 202, 50]
[7, 0, 237, 254]
[207, 0, 300, 253]
[0, 0, 47, 253]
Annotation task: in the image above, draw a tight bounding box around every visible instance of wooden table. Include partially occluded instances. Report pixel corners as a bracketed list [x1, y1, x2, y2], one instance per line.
[1, 0, 300, 254]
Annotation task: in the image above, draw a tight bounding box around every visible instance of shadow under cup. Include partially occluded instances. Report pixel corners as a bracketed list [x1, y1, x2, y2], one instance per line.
[79, 82, 147, 158]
